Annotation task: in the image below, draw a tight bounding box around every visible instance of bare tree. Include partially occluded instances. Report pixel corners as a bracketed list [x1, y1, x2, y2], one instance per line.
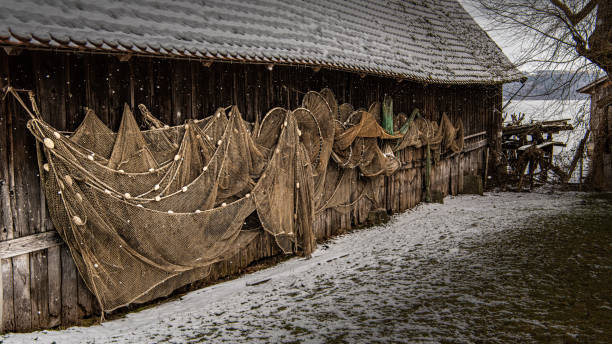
[470, 0, 610, 75]
[465, 0, 612, 185]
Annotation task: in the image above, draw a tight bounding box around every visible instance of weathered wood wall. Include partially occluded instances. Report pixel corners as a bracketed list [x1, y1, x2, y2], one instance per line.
[0, 49, 499, 333]
[587, 82, 612, 190]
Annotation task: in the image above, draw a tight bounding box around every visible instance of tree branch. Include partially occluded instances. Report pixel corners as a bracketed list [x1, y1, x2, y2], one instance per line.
[550, 0, 598, 26]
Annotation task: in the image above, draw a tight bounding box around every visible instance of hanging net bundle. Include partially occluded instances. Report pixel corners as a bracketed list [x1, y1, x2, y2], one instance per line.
[16, 87, 464, 313]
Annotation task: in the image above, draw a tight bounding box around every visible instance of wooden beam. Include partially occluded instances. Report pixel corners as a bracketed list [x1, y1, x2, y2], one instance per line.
[0, 232, 63, 259]
[2, 47, 22, 56]
[463, 130, 487, 140]
[118, 54, 132, 62]
[463, 139, 488, 153]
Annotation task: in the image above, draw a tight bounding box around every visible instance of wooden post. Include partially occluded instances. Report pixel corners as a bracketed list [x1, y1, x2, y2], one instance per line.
[483, 147, 489, 189]
[425, 144, 432, 202]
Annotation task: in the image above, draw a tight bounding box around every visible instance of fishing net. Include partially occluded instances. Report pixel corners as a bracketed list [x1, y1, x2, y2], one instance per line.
[14, 85, 465, 314]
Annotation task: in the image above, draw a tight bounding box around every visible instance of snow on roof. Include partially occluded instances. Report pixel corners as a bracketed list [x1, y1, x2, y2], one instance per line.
[0, 0, 522, 84]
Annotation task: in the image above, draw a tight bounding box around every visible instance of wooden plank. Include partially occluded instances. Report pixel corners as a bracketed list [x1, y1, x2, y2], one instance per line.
[191, 61, 202, 119]
[12, 254, 31, 331]
[0, 231, 63, 259]
[131, 57, 153, 124]
[29, 250, 49, 330]
[46, 246, 61, 328]
[171, 59, 192, 123]
[463, 130, 487, 140]
[0, 50, 14, 242]
[152, 59, 173, 125]
[77, 274, 93, 319]
[33, 52, 67, 130]
[7, 51, 38, 334]
[1, 258, 15, 332]
[7, 51, 38, 240]
[0, 50, 14, 334]
[85, 54, 111, 128]
[60, 245, 78, 326]
[107, 55, 131, 130]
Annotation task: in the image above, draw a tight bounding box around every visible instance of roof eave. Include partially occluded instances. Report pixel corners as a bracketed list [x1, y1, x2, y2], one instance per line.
[1, 40, 522, 86]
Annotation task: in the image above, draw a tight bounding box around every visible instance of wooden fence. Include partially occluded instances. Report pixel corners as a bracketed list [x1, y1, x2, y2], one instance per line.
[0, 131, 487, 333]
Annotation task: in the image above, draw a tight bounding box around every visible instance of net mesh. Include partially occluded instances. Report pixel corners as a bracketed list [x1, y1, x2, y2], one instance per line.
[24, 88, 465, 313]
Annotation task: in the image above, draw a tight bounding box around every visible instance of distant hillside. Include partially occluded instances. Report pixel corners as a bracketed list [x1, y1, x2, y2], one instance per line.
[503, 70, 601, 100]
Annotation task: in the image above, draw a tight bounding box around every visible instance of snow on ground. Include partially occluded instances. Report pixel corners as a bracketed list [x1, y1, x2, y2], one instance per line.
[2, 190, 585, 343]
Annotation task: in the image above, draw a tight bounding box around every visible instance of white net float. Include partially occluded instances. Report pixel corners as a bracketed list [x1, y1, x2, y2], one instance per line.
[72, 215, 84, 226]
[43, 138, 55, 149]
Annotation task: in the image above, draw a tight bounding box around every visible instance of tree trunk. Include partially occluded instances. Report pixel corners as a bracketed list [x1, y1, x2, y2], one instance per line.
[586, 1, 612, 75]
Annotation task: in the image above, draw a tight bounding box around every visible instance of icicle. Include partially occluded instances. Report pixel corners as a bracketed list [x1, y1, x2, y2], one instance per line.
[137, 204, 144, 208]
[167, 210, 174, 214]
[53, 131, 61, 139]
[182, 186, 188, 192]
[174, 154, 181, 161]
[104, 189, 111, 194]
[88, 154, 94, 161]
[148, 168, 155, 172]
[43, 163, 49, 172]
[195, 209, 201, 214]
[202, 166, 208, 172]
[124, 193, 131, 199]
[296, 182, 300, 189]
[155, 195, 161, 202]
[154, 184, 160, 190]
[221, 202, 227, 207]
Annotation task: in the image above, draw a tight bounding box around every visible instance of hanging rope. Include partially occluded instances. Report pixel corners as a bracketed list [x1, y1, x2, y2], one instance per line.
[1, 86, 41, 120]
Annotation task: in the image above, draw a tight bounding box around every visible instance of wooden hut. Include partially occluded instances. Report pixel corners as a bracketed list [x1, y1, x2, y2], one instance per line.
[578, 76, 612, 190]
[0, 0, 521, 332]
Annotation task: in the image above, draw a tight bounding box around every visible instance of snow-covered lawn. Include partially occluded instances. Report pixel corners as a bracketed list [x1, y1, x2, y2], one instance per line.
[3, 190, 588, 343]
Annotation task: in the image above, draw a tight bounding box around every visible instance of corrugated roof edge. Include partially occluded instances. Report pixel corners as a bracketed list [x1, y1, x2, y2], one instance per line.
[0, 38, 524, 86]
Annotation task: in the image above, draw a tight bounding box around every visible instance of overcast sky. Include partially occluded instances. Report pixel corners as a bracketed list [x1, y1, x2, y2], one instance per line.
[459, 0, 526, 69]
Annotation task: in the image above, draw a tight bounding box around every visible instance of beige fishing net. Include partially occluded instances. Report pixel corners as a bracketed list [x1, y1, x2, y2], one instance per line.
[20, 87, 464, 314]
